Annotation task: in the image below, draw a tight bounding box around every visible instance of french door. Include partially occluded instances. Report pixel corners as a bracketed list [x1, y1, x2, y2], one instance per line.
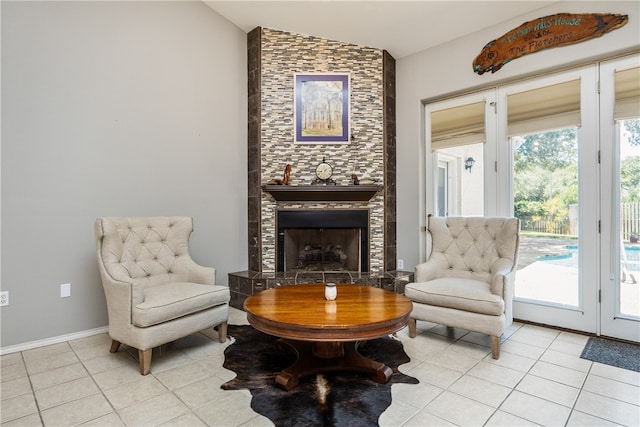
[502, 68, 599, 333]
[424, 56, 640, 341]
[599, 55, 640, 342]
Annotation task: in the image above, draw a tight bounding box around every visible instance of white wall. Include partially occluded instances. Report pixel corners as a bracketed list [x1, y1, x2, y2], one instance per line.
[396, 1, 640, 270]
[1, 1, 247, 348]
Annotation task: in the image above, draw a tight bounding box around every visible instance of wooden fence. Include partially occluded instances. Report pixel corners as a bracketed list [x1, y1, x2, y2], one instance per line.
[520, 217, 571, 235]
[520, 202, 639, 241]
[621, 202, 640, 242]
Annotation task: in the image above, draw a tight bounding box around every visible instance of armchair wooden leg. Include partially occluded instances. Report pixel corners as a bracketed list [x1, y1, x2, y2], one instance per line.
[408, 318, 417, 338]
[446, 326, 455, 338]
[110, 340, 121, 353]
[139, 349, 152, 375]
[490, 336, 501, 359]
[216, 322, 228, 343]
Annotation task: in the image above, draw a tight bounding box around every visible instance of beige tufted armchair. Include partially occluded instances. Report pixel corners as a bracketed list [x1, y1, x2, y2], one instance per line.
[94, 216, 230, 375]
[405, 216, 520, 359]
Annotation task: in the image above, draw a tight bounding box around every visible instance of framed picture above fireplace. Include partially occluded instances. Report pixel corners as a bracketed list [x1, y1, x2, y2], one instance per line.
[294, 73, 350, 144]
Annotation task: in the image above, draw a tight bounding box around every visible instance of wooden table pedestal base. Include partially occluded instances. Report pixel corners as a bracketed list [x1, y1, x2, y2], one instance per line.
[274, 339, 392, 391]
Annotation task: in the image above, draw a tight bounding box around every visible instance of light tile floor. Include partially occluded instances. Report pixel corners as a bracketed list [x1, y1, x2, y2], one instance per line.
[2, 308, 639, 426]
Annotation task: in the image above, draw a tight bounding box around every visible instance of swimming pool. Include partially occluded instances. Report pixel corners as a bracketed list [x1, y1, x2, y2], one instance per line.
[538, 245, 640, 273]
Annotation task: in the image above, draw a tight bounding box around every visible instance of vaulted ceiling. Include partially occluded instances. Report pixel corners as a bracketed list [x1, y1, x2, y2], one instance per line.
[204, 1, 557, 59]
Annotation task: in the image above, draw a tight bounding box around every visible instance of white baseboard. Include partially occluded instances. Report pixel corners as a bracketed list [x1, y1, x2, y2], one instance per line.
[0, 326, 109, 355]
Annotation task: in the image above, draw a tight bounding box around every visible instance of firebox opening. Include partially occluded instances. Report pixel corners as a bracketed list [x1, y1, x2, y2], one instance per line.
[277, 209, 369, 273]
[284, 228, 361, 272]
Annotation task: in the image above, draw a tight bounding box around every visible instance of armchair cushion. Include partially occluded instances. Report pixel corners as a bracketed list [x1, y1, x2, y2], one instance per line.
[405, 278, 504, 316]
[133, 282, 230, 328]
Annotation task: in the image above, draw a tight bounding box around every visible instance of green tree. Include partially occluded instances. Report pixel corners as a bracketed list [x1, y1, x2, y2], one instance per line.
[513, 128, 578, 231]
[621, 156, 640, 202]
[622, 119, 640, 147]
[514, 128, 577, 172]
[553, 164, 579, 206]
[620, 119, 640, 202]
[514, 166, 548, 202]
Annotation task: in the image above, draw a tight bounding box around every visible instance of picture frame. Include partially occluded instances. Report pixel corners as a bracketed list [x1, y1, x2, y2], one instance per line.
[294, 73, 350, 144]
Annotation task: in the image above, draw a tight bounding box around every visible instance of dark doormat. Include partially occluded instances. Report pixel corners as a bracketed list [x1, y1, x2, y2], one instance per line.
[221, 324, 419, 427]
[580, 337, 640, 372]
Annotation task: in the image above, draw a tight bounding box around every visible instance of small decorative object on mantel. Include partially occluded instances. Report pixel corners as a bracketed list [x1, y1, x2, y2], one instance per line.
[357, 177, 377, 185]
[266, 164, 292, 185]
[312, 157, 337, 185]
[473, 13, 628, 75]
[351, 174, 360, 185]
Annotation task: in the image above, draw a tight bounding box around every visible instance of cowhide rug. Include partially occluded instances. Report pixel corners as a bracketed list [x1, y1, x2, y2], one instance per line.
[221, 325, 419, 427]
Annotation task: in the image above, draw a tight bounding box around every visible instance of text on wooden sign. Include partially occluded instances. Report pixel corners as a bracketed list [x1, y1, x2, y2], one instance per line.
[473, 13, 628, 75]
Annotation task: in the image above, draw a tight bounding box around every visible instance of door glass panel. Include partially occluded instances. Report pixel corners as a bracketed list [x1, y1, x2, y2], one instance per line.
[430, 98, 486, 217]
[437, 162, 447, 216]
[513, 127, 580, 306]
[618, 118, 640, 318]
[509, 77, 582, 308]
[434, 143, 484, 216]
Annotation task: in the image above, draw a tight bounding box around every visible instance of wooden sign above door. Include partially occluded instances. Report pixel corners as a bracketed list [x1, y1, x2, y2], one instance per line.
[473, 13, 628, 75]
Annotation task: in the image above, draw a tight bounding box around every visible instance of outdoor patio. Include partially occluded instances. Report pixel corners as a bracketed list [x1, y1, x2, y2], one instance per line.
[516, 237, 639, 317]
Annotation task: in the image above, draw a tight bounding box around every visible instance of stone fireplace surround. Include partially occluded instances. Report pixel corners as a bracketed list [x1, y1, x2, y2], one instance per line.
[228, 28, 412, 310]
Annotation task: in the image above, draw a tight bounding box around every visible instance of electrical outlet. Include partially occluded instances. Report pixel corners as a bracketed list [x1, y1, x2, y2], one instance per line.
[60, 283, 71, 298]
[397, 259, 404, 270]
[0, 291, 8, 306]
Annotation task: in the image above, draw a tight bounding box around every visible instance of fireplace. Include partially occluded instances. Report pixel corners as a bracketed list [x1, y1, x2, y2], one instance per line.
[277, 209, 369, 273]
[226, 38, 406, 309]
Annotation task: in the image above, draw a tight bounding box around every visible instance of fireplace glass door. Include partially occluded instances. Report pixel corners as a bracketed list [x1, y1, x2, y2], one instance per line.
[284, 228, 361, 272]
[277, 209, 369, 273]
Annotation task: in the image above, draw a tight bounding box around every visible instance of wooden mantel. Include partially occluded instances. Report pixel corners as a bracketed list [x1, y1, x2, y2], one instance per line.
[262, 185, 383, 202]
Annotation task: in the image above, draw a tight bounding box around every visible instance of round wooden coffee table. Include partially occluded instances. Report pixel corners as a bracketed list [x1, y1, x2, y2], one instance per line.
[244, 283, 413, 390]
